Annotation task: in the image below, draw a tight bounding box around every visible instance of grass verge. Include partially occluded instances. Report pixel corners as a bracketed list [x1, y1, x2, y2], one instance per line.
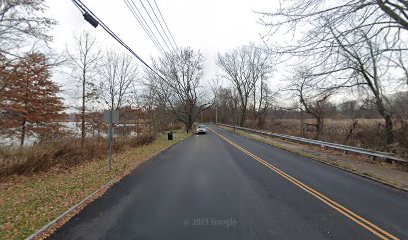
[0, 134, 157, 178]
[0, 130, 189, 240]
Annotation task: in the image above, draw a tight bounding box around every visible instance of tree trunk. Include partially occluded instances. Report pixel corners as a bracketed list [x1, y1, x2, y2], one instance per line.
[315, 117, 323, 140]
[300, 110, 305, 137]
[185, 122, 192, 133]
[384, 114, 394, 145]
[240, 107, 246, 127]
[375, 99, 394, 145]
[344, 119, 359, 144]
[257, 115, 265, 129]
[20, 119, 26, 147]
[185, 112, 194, 133]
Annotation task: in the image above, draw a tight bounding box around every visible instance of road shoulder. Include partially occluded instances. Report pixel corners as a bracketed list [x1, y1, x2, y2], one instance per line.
[219, 125, 408, 192]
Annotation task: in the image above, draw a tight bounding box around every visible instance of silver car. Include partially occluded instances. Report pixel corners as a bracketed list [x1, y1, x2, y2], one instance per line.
[196, 125, 207, 134]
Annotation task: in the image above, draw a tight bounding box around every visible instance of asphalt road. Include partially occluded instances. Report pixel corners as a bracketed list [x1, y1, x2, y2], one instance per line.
[49, 125, 408, 240]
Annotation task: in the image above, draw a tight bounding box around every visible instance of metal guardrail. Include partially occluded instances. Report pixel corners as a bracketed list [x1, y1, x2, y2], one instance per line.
[218, 123, 407, 164]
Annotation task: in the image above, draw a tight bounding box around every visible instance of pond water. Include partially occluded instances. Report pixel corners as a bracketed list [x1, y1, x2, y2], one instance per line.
[0, 122, 139, 147]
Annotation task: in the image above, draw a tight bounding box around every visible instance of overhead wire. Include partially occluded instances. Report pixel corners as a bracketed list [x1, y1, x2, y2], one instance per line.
[138, 0, 173, 52]
[146, 0, 176, 51]
[152, 0, 179, 50]
[71, 0, 168, 83]
[124, 0, 165, 53]
[128, 0, 168, 54]
[123, 0, 179, 54]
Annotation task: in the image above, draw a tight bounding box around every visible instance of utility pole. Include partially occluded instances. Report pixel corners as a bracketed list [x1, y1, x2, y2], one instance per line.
[215, 106, 218, 125]
[108, 111, 113, 171]
[81, 73, 86, 146]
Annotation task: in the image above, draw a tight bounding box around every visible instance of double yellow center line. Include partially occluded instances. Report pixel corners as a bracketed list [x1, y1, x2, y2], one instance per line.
[209, 127, 399, 240]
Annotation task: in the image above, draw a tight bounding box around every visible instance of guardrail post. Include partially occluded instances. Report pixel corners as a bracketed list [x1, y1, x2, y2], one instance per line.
[343, 150, 348, 155]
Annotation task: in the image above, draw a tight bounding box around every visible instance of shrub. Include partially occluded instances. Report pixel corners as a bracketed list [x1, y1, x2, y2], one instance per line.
[0, 133, 157, 178]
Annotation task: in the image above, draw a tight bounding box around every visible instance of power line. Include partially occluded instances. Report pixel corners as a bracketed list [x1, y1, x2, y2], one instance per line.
[153, 0, 178, 50]
[71, 0, 86, 14]
[125, 0, 162, 52]
[124, 0, 165, 53]
[71, 0, 167, 83]
[123, 0, 179, 54]
[128, 0, 167, 54]
[146, 0, 176, 51]
[139, 0, 173, 52]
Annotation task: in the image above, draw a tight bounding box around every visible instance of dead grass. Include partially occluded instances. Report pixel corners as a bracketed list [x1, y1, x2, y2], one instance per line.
[0, 130, 189, 240]
[252, 118, 408, 158]
[0, 133, 157, 178]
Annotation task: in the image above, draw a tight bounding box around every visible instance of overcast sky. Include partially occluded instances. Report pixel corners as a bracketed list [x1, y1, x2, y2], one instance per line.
[41, 0, 408, 110]
[45, 0, 277, 87]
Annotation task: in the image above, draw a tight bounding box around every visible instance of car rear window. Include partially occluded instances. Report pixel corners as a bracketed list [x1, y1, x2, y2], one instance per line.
[198, 125, 205, 128]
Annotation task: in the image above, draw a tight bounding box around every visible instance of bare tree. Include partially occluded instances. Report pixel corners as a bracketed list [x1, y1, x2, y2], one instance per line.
[258, 0, 408, 85]
[289, 67, 334, 139]
[377, 0, 408, 30]
[142, 87, 174, 132]
[251, 79, 274, 128]
[99, 50, 139, 110]
[0, 0, 56, 56]
[258, 0, 408, 49]
[388, 44, 408, 86]
[287, 23, 396, 144]
[66, 31, 101, 145]
[260, 0, 404, 145]
[0, 54, 9, 92]
[217, 43, 274, 126]
[214, 87, 240, 124]
[146, 47, 212, 132]
[329, 27, 395, 144]
[391, 91, 408, 118]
